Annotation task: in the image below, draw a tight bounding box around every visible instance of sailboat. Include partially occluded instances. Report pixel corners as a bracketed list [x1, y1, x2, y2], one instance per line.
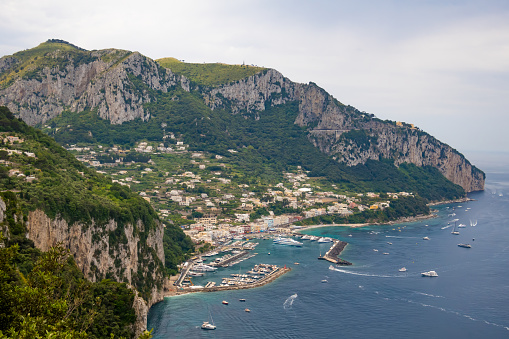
[201, 311, 216, 330]
[451, 219, 460, 235]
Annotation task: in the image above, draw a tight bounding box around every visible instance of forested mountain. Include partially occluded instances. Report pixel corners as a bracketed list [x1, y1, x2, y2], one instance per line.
[0, 40, 484, 201]
[0, 106, 193, 337]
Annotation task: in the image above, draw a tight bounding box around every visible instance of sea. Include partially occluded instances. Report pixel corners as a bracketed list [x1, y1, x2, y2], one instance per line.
[147, 152, 509, 338]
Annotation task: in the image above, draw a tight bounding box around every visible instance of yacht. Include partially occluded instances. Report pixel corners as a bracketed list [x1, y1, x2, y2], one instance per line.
[458, 243, 472, 248]
[273, 237, 303, 247]
[318, 237, 333, 243]
[423, 236, 430, 240]
[421, 270, 438, 277]
[457, 223, 466, 228]
[201, 321, 216, 330]
[193, 264, 217, 271]
[399, 267, 407, 272]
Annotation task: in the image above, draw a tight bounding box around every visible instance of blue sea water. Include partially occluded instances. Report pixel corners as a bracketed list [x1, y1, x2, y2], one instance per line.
[148, 154, 509, 338]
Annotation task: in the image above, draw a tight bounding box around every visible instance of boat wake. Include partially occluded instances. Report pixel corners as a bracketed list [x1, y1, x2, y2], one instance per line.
[414, 291, 445, 298]
[283, 293, 298, 310]
[385, 235, 419, 239]
[441, 225, 452, 230]
[329, 265, 405, 278]
[403, 299, 509, 332]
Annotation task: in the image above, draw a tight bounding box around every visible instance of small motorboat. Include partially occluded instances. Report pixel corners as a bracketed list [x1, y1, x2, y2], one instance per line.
[421, 270, 438, 277]
[423, 236, 430, 240]
[321, 279, 328, 283]
[222, 300, 229, 305]
[457, 243, 471, 248]
[294, 262, 300, 265]
[239, 299, 246, 302]
[244, 308, 251, 312]
[399, 267, 407, 272]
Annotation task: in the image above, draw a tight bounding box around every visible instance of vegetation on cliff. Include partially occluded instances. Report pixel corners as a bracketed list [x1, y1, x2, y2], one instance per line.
[0, 106, 194, 299]
[44, 87, 465, 202]
[0, 242, 152, 338]
[156, 57, 266, 87]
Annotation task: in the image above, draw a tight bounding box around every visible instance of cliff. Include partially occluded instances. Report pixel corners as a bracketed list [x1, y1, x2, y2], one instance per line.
[25, 209, 164, 336]
[0, 105, 178, 336]
[0, 41, 484, 194]
[0, 42, 189, 125]
[198, 69, 484, 192]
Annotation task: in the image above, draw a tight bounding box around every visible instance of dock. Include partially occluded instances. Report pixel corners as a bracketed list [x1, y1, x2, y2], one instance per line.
[319, 240, 352, 265]
[173, 266, 291, 294]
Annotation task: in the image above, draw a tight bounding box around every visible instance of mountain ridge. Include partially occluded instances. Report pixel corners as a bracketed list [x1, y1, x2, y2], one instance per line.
[0, 40, 484, 195]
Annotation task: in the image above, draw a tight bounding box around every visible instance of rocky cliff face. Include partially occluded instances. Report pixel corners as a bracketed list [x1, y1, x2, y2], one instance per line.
[0, 42, 484, 193]
[25, 208, 166, 335]
[199, 69, 484, 192]
[0, 48, 189, 125]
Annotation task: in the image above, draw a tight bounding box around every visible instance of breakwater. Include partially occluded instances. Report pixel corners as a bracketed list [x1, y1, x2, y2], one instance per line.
[319, 240, 352, 265]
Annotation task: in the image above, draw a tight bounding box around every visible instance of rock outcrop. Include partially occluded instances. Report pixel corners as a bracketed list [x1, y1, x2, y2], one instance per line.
[0, 42, 484, 192]
[0, 47, 189, 125]
[199, 69, 484, 192]
[26, 208, 166, 336]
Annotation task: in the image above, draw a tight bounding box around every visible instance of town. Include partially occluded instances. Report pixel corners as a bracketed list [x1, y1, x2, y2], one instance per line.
[63, 137, 414, 247]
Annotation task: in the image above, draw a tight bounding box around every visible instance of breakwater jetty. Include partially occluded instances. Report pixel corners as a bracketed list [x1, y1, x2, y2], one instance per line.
[319, 240, 352, 265]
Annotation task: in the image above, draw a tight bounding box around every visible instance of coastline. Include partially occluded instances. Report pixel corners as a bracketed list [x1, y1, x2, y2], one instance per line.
[295, 213, 437, 232]
[296, 196, 473, 232]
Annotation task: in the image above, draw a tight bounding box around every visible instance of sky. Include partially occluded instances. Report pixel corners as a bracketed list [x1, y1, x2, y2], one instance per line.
[1, 0, 508, 163]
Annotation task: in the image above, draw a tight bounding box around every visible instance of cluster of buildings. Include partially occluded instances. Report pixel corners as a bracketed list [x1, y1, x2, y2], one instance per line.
[65, 140, 414, 245]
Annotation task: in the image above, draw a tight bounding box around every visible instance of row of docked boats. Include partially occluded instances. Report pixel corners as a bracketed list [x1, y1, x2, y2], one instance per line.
[273, 237, 303, 247]
[300, 234, 333, 243]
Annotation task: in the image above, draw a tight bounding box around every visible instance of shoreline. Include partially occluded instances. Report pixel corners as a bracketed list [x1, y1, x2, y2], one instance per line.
[295, 213, 437, 232]
[296, 197, 473, 232]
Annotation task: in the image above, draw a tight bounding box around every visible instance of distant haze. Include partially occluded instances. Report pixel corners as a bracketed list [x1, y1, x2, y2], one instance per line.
[1, 0, 508, 154]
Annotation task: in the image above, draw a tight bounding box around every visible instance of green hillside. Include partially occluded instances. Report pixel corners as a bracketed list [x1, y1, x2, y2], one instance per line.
[0, 105, 194, 291]
[45, 85, 465, 201]
[157, 57, 266, 87]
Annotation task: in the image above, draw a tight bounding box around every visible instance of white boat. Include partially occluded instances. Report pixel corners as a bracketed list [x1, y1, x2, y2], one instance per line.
[201, 311, 216, 330]
[318, 237, 333, 243]
[321, 279, 328, 283]
[421, 270, 438, 277]
[399, 267, 407, 272]
[457, 224, 466, 228]
[193, 264, 217, 271]
[201, 321, 216, 330]
[273, 237, 303, 247]
[301, 235, 311, 240]
[423, 236, 430, 240]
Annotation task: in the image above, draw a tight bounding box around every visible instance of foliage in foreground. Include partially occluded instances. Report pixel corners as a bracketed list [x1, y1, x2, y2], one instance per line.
[0, 243, 152, 339]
